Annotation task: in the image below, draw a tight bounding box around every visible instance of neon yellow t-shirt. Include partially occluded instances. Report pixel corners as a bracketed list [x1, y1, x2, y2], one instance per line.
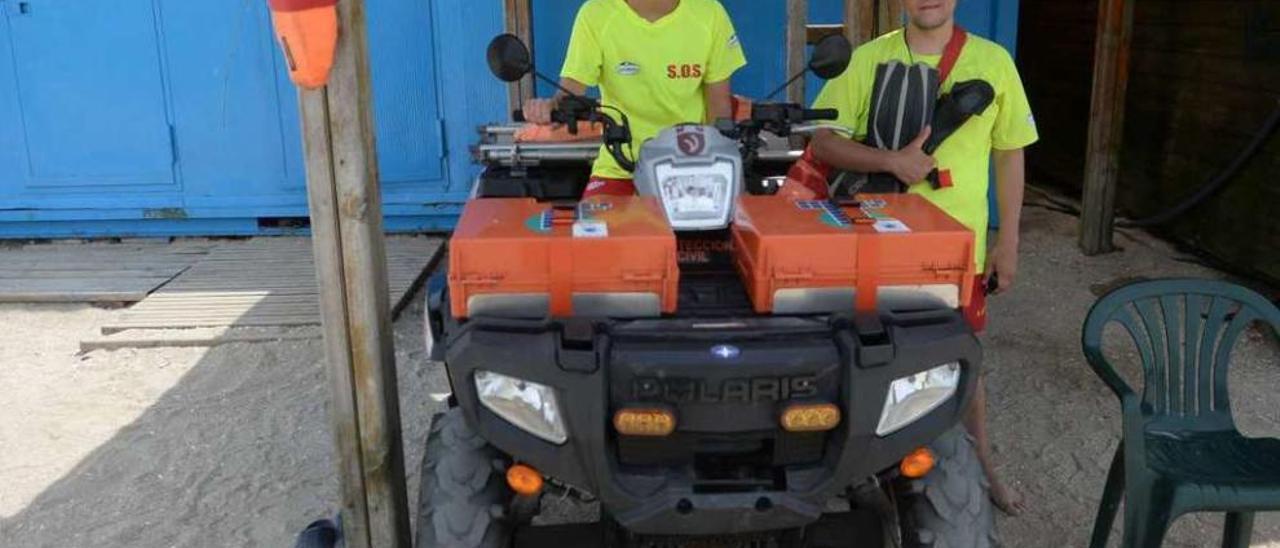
[561, 0, 747, 180]
[813, 29, 1039, 272]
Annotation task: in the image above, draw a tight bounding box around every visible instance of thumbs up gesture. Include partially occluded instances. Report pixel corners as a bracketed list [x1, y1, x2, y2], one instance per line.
[886, 126, 936, 185]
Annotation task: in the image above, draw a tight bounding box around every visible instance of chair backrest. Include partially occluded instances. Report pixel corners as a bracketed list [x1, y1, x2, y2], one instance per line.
[1082, 279, 1279, 426]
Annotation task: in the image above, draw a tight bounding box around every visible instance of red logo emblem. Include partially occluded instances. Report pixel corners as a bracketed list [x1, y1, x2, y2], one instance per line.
[676, 127, 706, 156]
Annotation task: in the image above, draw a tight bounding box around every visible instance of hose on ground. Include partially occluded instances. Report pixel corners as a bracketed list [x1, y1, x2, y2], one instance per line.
[1117, 98, 1280, 228]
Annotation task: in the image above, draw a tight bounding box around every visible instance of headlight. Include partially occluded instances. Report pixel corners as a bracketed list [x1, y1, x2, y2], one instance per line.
[474, 371, 568, 444]
[876, 362, 961, 436]
[653, 161, 736, 230]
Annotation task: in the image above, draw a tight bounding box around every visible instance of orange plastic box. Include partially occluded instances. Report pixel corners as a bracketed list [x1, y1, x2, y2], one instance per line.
[732, 194, 976, 314]
[449, 196, 679, 319]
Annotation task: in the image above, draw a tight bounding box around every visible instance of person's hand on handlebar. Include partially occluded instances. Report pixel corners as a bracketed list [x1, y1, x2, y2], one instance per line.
[520, 79, 590, 125]
[521, 97, 559, 125]
[886, 126, 935, 185]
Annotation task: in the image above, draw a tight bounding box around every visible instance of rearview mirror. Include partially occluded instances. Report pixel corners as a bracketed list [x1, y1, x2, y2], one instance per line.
[487, 34, 532, 83]
[809, 34, 853, 80]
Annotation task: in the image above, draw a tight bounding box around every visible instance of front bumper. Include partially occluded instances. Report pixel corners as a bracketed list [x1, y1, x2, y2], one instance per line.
[435, 305, 981, 535]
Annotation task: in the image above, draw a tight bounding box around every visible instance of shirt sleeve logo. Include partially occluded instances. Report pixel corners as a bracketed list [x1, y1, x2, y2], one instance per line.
[728, 34, 740, 48]
[616, 61, 641, 76]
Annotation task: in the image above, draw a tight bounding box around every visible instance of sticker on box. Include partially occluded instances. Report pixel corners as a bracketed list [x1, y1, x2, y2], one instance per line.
[860, 198, 887, 209]
[861, 207, 891, 220]
[573, 220, 609, 238]
[872, 219, 911, 233]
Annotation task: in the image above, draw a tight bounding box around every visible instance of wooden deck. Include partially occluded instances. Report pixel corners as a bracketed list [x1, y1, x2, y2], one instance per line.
[0, 241, 212, 303]
[98, 236, 441, 336]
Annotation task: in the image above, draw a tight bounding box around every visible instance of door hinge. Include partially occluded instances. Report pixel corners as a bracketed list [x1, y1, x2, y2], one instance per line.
[168, 123, 179, 167]
[435, 119, 448, 157]
[4, 0, 31, 16]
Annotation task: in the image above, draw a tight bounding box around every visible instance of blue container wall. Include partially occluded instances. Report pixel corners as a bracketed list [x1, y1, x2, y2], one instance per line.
[0, 0, 506, 238]
[0, 0, 1019, 238]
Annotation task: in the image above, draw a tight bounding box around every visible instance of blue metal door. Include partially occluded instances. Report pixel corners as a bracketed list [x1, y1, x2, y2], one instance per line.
[0, 0, 174, 189]
[366, 0, 447, 190]
[160, 0, 450, 212]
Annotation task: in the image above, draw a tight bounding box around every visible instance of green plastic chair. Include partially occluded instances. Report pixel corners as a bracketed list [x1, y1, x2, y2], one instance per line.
[1084, 279, 1280, 548]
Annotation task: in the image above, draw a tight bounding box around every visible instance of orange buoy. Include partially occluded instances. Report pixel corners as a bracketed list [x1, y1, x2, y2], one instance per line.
[267, 0, 339, 89]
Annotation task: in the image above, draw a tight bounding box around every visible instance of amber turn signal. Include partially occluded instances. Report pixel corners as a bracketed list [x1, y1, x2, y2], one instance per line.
[899, 447, 936, 479]
[506, 463, 544, 496]
[780, 403, 841, 432]
[613, 408, 677, 437]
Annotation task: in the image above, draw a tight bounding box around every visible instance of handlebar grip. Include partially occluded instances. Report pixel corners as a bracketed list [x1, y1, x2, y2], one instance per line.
[512, 110, 526, 123]
[803, 108, 840, 121]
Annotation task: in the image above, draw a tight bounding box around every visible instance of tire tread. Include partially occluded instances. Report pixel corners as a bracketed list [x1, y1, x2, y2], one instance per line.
[416, 409, 513, 548]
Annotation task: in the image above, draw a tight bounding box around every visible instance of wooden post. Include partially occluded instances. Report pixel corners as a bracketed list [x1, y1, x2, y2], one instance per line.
[1079, 0, 1135, 255]
[505, 0, 535, 111]
[878, 0, 905, 35]
[786, 0, 809, 104]
[846, 0, 876, 45]
[297, 1, 411, 547]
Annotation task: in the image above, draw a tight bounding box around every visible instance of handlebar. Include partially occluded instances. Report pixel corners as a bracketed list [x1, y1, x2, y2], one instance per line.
[511, 99, 836, 174]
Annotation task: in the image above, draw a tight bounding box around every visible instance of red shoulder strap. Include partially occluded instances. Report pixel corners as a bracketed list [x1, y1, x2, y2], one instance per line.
[938, 25, 968, 85]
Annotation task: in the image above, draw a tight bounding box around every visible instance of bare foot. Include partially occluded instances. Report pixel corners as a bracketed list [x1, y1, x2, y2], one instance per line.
[989, 479, 1025, 516]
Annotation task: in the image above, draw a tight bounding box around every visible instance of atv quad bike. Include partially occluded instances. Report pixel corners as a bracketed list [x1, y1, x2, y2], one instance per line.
[417, 34, 995, 548]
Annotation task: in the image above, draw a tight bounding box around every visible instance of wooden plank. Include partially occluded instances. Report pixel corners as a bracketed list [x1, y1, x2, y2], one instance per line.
[80, 329, 320, 353]
[0, 259, 194, 269]
[786, 0, 809, 104]
[1079, 0, 1136, 255]
[101, 318, 320, 335]
[0, 290, 152, 303]
[846, 0, 876, 45]
[119, 307, 323, 317]
[878, 0, 906, 35]
[97, 236, 439, 338]
[504, 0, 534, 112]
[0, 242, 195, 303]
[0, 270, 181, 279]
[0, 280, 169, 303]
[807, 24, 846, 46]
[132, 294, 326, 304]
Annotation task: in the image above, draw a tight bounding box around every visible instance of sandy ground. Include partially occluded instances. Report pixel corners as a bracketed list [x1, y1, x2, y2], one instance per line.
[0, 206, 1277, 548]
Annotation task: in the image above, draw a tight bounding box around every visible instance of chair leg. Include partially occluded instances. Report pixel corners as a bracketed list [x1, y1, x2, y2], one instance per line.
[1221, 512, 1255, 548]
[1089, 444, 1125, 548]
[1121, 481, 1174, 548]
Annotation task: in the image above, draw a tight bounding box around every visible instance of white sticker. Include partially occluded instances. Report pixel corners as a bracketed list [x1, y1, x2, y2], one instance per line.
[573, 220, 609, 238]
[873, 219, 911, 233]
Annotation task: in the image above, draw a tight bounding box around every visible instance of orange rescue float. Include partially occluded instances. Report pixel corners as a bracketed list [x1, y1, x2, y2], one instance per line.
[449, 197, 679, 319]
[268, 0, 339, 89]
[732, 194, 976, 315]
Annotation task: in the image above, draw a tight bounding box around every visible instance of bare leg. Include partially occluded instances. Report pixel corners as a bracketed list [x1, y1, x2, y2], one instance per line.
[964, 379, 1024, 515]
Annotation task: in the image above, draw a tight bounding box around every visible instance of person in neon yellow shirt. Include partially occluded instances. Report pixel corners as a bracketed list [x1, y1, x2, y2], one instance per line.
[808, 0, 1039, 516]
[523, 0, 747, 197]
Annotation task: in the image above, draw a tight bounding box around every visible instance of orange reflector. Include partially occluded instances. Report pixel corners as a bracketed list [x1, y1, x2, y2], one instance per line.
[780, 403, 841, 432]
[900, 447, 936, 479]
[613, 408, 676, 437]
[506, 464, 544, 496]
